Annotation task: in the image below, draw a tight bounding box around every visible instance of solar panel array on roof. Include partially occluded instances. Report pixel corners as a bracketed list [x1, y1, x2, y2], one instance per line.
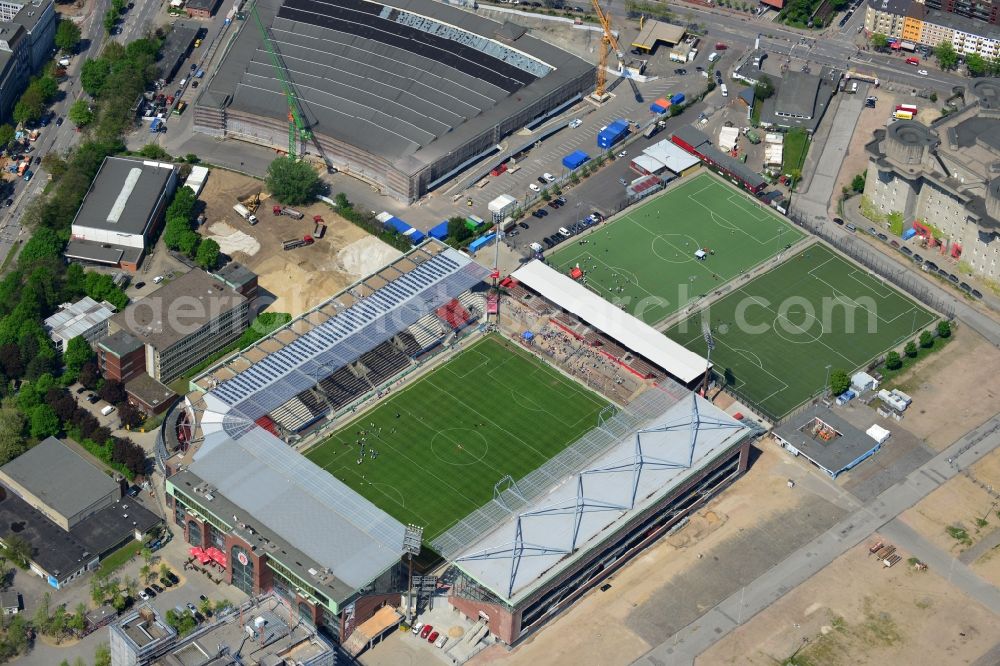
[278, 0, 537, 93]
[209, 249, 488, 423]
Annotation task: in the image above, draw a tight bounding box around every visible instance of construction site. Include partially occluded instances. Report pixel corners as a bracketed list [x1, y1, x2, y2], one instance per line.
[194, 168, 402, 316]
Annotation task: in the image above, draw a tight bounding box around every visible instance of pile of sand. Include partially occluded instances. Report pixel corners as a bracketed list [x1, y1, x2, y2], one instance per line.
[338, 236, 403, 278]
[206, 222, 261, 257]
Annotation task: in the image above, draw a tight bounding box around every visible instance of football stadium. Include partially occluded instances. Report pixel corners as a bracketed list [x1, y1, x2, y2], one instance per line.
[546, 173, 805, 324]
[157, 238, 758, 651]
[193, 0, 594, 202]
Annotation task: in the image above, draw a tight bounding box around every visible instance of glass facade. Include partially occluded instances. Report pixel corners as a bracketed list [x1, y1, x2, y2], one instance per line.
[187, 520, 202, 547]
[231, 545, 254, 595]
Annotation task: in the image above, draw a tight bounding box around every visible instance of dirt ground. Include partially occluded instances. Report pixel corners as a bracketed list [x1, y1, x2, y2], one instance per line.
[881, 326, 1000, 451]
[470, 443, 844, 666]
[698, 539, 1000, 666]
[196, 168, 402, 316]
[899, 446, 1000, 555]
[830, 90, 902, 216]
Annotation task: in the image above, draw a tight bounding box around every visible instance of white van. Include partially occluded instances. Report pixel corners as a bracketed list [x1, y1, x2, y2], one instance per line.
[529, 242, 543, 253]
[720, 84, 729, 97]
[708, 52, 720, 63]
[101, 405, 116, 416]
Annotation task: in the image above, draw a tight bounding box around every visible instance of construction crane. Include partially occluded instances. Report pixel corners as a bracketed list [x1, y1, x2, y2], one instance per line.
[250, 2, 312, 159]
[591, 0, 622, 100]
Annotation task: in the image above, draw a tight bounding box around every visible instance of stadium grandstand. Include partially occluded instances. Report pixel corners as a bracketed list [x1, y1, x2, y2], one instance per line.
[443, 390, 754, 645]
[508, 260, 709, 386]
[157, 240, 490, 639]
[193, 0, 594, 202]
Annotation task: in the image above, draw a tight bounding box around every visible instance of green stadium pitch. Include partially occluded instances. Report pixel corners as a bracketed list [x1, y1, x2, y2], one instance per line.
[546, 172, 804, 325]
[305, 336, 609, 541]
[665, 244, 938, 420]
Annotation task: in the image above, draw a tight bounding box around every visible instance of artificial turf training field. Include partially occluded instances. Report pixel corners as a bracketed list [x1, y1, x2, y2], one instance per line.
[305, 336, 608, 541]
[546, 172, 804, 324]
[664, 244, 937, 420]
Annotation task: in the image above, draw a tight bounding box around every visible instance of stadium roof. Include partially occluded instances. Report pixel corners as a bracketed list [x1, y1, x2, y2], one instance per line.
[206, 246, 488, 426]
[509, 260, 708, 383]
[454, 393, 749, 602]
[201, 0, 592, 175]
[70, 157, 175, 237]
[182, 413, 406, 596]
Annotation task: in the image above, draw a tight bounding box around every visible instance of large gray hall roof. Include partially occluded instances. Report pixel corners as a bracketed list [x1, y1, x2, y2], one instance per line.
[202, 0, 591, 175]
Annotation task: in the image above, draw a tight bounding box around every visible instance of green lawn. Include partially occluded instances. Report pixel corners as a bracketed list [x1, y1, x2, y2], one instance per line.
[96, 539, 145, 577]
[305, 336, 609, 541]
[664, 244, 937, 420]
[782, 128, 810, 176]
[546, 172, 804, 324]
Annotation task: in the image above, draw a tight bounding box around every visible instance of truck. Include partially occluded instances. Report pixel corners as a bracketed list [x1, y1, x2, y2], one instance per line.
[845, 70, 880, 87]
[282, 235, 314, 251]
[896, 103, 918, 114]
[101, 405, 116, 416]
[597, 119, 629, 149]
[233, 203, 259, 225]
[272, 205, 304, 219]
[313, 217, 327, 238]
[669, 50, 687, 63]
[744, 129, 761, 144]
[150, 117, 163, 133]
[642, 124, 659, 139]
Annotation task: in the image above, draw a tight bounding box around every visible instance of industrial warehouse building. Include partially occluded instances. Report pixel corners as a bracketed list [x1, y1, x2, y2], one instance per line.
[192, 0, 593, 202]
[65, 157, 178, 272]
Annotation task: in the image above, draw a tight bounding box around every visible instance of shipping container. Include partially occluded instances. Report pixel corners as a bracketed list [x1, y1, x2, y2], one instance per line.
[896, 104, 917, 114]
[597, 119, 629, 149]
[893, 110, 913, 120]
[562, 150, 590, 169]
[670, 92, 685, 105]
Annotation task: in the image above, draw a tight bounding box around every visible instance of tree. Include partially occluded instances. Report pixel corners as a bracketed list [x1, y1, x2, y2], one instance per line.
[0, 124, 14, 151]
[195, 238, 220, 269]
[68, 603, 86, 633]
[870, 33, 889, 50]
[885, 350, 902, 370]
[540, 188, 551, 201]
[29, 404, 60, 439]
[98, 379, 125, 405]
[68, 99, 94, 128]
[934, 40, 958, 70]
[78, 361, 100, 389]
[265, 157, 321, 205]
[63, 335, 94, 381]
[80, 59, 111, 96]
[198, 597, 213, 617]
[919, 329, 934, 348]
[13, 92, 43, 125]
[851, 172, 866, 193]
[829, 369, 850, 396]
[117, 403, 143, 430]
[937, 320, 951, 339]
[904, 340, 918, 357]
[2, 535, 32, 569]
[754, 74, 775, 100]
[55, 19, 82, 53]
[0, 409, 26, 466]
[42, 153, 68, 179]
[91, 574, 109, 605]
[94, 644, 112, 666]
[446, 216, 472, 243]
[966, 53, 987, 77]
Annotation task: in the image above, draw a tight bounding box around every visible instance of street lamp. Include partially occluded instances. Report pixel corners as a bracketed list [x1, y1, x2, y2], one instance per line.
[823, 364, 832, 396]
[402, 524, 423, 625]
[702, 321, 716, 398]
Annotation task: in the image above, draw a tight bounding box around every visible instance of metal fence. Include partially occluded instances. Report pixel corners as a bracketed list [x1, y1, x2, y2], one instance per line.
[787, 210, 957, 320]
[430, 383, 688, 559]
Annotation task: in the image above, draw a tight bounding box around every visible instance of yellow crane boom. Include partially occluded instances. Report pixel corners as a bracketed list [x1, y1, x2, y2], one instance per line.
[591, 0, 620, 99]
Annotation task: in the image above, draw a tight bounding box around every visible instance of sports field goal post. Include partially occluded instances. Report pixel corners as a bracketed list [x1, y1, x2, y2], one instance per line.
[492, 475, 526, 511]
[597, 404, 618, 428]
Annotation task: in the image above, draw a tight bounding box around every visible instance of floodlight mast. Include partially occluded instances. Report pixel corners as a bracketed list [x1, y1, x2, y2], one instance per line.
[701, 322, 715, 398]
[403, 524, 423, 625]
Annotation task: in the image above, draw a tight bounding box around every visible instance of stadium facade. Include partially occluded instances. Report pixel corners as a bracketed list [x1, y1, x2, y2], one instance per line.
[193, 0, 594, 202]
[157, 241, 491, 640]
[157, 239, 758, 650]
[442, 391, 754, 645]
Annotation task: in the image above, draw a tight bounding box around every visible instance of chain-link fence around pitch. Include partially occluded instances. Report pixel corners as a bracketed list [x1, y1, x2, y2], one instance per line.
[430, 381, 689, 559]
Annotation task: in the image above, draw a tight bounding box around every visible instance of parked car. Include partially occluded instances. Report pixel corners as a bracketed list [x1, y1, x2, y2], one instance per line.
[901, 246, 912, 255]
[531, 210, 544, 218]
[556, 196, 566, 204]
[917, 69, 928, 76]
[674, 68, 687, 75]
[127, 485, 140, 497]
[144, 587, 156, 598]
[427, 631, 440, 643]
[558, 227, 572, 237]
[890, 240, 899, 248]
[411, 622, 424, 635]
[960, 281, 972, 292]
[537, 176, 548, 185]
[186, 602, 197, 613]
[138, 590, 149, 601]
[542, 172, 555, 182]
[619, 177, 628, 186]
[4, 199, 12, 208]
[134, 281, 145, 289]
[420, 625, 434, 639]
[948, 274, 959, 283]
[972, 289, 983, 299]
[877, 233, 888, 241]
[86, 394, 99, 404]
[518, 221, 530, 229]
[435, 634, 448, 649]
[832, 217, 844, 225]
[151, 584, 164, 593]
[528, 183, 540, 192]
[568, 118, 582, 128]
[536, 208, 547, 217]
